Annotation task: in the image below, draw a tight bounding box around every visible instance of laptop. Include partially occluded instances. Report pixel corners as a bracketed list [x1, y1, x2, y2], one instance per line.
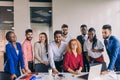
[79, 64, 102, 80]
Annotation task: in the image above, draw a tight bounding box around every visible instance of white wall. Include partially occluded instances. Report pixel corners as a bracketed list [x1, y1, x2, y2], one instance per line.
[53, 0, 120, 66]
[53, 0, 120, 40]
[31, 23, 52, 44]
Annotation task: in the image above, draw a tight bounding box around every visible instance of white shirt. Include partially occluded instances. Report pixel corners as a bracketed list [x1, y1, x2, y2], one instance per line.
[82, 34, 88, 41]
[84, 39, 104, 58]
[62, 34, 72, 43]
[16, 50, 19, 55]
[41, 43, 48, 61]
[48, 41, 67, 69]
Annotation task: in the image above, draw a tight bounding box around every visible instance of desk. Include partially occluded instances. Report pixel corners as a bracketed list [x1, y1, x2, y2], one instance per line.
[17, 72, 88, 80]
[16, 72, 120, 80]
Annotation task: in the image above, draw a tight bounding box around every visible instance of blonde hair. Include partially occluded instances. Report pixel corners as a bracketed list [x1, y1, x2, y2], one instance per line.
[67, 39, 82, 54]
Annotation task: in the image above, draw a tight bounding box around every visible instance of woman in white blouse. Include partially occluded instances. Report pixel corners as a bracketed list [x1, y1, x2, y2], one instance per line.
[84, 28, 105, 64]
[34, 32, 49, 72]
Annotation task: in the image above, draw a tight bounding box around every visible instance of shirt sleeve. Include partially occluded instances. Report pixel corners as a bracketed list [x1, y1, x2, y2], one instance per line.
[34, 42, 44, 63]
[22, 43, 29, 71]
[63, 52, 70, 71]
[79, 54, 83, 68]
[97, 40, 104, 49]
[6, 45, 15, 74]
[108, 43, 119, 70]
[48, 44, 56, 69]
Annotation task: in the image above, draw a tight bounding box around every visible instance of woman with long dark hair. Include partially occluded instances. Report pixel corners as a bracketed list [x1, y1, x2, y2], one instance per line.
[84, 28, 105, 63]
[34, 32, 49, 72]
[4, 31, 26, 80]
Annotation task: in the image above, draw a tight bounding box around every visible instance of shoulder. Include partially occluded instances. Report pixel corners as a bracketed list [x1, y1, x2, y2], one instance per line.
[65, 52, 71, 56]
[6, 42, 11, 48]
[34, 42, 40, 46]
[77, 35, 82, 38]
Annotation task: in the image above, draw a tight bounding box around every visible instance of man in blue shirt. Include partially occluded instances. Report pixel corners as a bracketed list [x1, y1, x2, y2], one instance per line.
[102, 24, 120, 75]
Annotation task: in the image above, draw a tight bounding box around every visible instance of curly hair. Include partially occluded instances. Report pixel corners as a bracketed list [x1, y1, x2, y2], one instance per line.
[67, 39, 82, 54]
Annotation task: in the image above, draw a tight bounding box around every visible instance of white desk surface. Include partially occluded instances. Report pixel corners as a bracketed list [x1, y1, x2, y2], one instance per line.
[16, 72, 120, 80]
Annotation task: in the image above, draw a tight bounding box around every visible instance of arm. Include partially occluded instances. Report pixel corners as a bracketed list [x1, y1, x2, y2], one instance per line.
[34, 43, 44, 63]
[22, 43, 29, 71]
[6, 45, 15, 75]
[108, 45, 119, 70]
[48, 45, 58, 73]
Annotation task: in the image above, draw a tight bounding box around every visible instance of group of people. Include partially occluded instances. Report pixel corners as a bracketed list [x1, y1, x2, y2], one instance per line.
[4, 24, 120, 80]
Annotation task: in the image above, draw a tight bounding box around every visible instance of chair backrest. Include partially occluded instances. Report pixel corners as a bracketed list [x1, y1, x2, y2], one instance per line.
[0, 71, 11, 80]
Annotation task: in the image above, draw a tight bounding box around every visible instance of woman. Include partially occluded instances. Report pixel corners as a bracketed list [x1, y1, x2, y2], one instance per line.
[84, 27, 104, 63]
[63, 39, 83, 74]
[4, 31, 26, 80]
[34, 32, 49, 72]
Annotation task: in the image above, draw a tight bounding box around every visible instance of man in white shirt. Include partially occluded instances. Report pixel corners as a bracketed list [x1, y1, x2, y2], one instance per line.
[48, 30, 66, 74]
[61, 24, 72, 43]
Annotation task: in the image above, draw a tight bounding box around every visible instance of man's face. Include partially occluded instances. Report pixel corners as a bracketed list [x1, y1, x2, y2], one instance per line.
[81, 27, 87, 35]
[54, 34, 62, 43]
[26, 32, 33, 41]
[62, 28, 68, 35]
[102, 29, 111, 39]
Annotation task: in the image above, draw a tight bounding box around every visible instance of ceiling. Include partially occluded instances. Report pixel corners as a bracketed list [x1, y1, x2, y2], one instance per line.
[0, 6, 52, 30]
[0, 0, 52, 2]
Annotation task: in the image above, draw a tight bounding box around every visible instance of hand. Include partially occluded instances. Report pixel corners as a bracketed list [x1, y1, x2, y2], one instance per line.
[43, 61, 49, 66]
[10, 74, 17, 80]
[26, 69, 31, 74]
[21, 69, 26, 74]
[101, 70, 110, 75]
[91, 49, 98, 52]
[52, 68, 59, 74]
[74, 70, 81, 75]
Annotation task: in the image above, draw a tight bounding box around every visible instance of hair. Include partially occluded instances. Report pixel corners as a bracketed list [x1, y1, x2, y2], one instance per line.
[67, 39, 82, 54]
[88, 27, 98, 49]
[80, 24, 87, 28]
[61, 24, 68, 28]
[25, 29, 33, 34]
[102, 24, 112, 31]
[39, 32, 48, 52]
[6, 31, 14, 42]
[54, 30, 62, 36]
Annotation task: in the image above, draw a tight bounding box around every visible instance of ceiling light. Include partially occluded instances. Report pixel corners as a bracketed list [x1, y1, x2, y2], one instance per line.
[7, 9, 12, 12]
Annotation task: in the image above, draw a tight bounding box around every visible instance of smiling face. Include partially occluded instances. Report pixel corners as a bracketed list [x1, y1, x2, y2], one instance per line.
[39, 34, 46, 43]
[26, 32, 33, 41]
[62, 27, 68, 35]
[70, 40, 78, 50]
[9, 32, 17, 42]
[54, 33, 62, 43]
[88, 31, 95, 41]
[102, 29, 112, 39]
[81, 27, 87, 35]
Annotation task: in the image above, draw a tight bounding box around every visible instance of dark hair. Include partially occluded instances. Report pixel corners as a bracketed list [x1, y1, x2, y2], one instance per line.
[6, 31, 14, 42]
[88, 27, 97, 49]
[25, 29, 33, 34]
[80, 24, 87, 28]
[39, 32, 48, 52]
[102, 24, 112, 31]
[61, 24, 68, 28]
[54, 30, 62, 36]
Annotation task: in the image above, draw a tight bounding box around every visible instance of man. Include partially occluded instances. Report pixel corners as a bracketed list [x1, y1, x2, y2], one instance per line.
[61, 24, 72, 43]
[22, 29, 34, 73]
[102, 25, 120, 75]
[77, 24, 89, 72]
[48, 30, 66, 74]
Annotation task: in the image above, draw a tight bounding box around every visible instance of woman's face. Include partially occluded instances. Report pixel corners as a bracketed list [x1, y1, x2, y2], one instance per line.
[10, 33, 17, 42]
[39, 34, 46, 43]
[70, 41, 78, 50]
[88, 31, 95, 41]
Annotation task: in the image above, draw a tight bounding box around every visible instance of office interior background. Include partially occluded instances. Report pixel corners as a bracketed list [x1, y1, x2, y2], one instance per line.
[0, 0, 120, 71]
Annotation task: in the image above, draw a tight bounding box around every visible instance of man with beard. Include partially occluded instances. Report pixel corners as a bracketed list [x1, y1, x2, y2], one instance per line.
[48, 30, 66, 74]
[22, 29, 34, 73]
[77, 24, 89, 72]
[61, 24, 72, 43]
[102, 25, 120, 75]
